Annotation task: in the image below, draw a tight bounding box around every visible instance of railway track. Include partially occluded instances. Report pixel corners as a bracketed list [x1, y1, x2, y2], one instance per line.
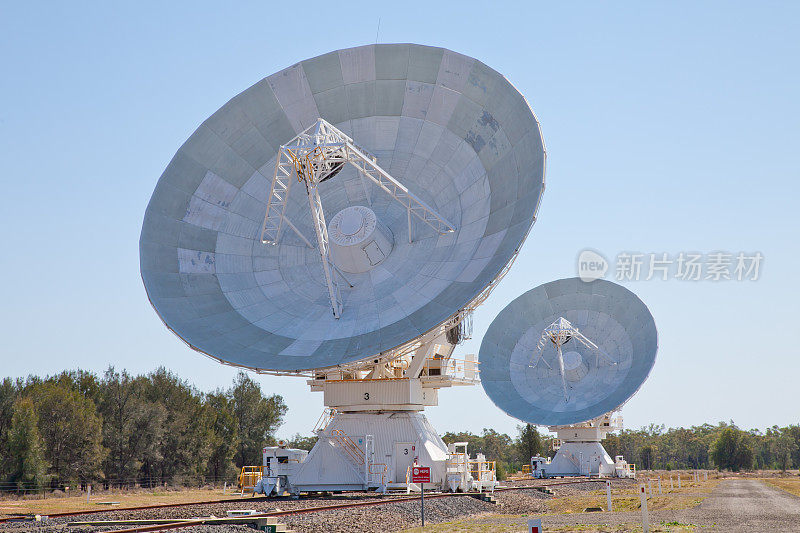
[0, 478, 610, 531]
[0, 494, 283, 523]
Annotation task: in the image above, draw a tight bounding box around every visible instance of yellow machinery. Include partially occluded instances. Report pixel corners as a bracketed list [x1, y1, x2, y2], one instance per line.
[238, 466, 267, 494]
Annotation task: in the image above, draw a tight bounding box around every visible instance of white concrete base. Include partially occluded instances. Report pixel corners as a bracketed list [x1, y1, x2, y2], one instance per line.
[286, 411, 448, 494]
[540, 442, 615, 477]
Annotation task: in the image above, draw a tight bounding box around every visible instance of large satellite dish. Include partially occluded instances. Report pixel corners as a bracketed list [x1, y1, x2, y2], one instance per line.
[140, 44, 545, 373]
[479, 278, 657, 426]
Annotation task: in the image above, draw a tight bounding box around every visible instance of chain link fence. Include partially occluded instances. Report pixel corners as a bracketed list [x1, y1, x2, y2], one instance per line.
[0, 475, 237, 496]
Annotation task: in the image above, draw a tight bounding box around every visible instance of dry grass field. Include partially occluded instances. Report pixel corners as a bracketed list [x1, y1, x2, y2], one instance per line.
[401, 476, 720, 533]
[543, 481, 718, 515]
[763, 476, 800, 497]
[0, 487, 237, 517]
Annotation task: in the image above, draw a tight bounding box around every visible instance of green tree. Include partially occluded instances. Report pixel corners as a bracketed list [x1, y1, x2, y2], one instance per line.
[611, 429, 641, 467]
[481, 428, 513, 464]
[98, 368, 166, 484]
[711, 427, 753, 472]
[495, 461, 507, 481]
[769, 428, 798, 472]
[785, 426, 800, 469]
[640, 444, 656, 470]
[52, 370, 101, 402]
[140, 368, 211, 483]
[205, 391, 239, 480]
[515, 424, 542, 465]
[0, 378, 18, 479]
[6, 397, 49, 491]
[287, 433, 318, 452]
[230, 372, 287, 467]
[32, 382, 106, 484]
[441, 431, 482, 452]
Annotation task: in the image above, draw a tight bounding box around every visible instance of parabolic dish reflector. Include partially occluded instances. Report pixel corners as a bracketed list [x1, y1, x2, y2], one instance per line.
[140, 44, 545, 372]
[479, 278, 657, 426]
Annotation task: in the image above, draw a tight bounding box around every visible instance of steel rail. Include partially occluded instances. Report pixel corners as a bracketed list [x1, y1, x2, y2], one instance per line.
[0, 495, 279, 523]
[0, 478, 610, 528]
[102, 480, 612, 532]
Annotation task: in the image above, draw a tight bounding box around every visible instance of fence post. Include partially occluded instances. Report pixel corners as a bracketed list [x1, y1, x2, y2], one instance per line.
[87, 484, 91, 503]
[658, 477, 662, 495]
[606, 480, 612, 512]
[640, 484, 650, 533]
[420, 482, 425, 527]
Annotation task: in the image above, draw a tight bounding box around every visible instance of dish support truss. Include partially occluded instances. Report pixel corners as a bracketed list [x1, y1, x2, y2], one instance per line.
[530, 317, 618, 403]
[260, 118, 456, 319]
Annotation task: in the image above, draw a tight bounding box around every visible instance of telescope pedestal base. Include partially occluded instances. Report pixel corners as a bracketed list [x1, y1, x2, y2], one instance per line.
[286, 411, 449, 494]
[531, 414, 635, 479]
[536, 441, 616, 478]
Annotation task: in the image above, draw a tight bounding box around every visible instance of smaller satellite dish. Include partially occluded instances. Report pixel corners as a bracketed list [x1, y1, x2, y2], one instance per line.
[479, 278, 657, 426]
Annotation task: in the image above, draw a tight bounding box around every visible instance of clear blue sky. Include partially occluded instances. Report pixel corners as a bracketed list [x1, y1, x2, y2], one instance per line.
[1, 2, 798, 440]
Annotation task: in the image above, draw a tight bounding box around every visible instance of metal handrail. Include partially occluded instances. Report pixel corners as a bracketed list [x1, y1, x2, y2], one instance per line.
[422, 355, 480, 379]
[313, 407, 336, 433]
[330, 429, 365, 466]
[237, 466, 267, 492]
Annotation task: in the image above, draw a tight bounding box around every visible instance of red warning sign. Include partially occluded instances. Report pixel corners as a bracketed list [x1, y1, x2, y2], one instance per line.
[411, 466, 430, 483]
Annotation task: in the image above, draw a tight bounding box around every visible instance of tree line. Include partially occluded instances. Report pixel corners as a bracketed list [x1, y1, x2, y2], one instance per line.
[2, 368, 796, 492]
[0, 368, 287, 492]
[603, 422, 800, 472]
[445, 421, 800, 477]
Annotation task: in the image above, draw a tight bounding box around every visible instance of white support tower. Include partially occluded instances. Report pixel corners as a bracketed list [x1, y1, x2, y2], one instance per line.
[248, 319, 496, 495]
[533, 412, 634, 478]
[286, 324, 487, 494]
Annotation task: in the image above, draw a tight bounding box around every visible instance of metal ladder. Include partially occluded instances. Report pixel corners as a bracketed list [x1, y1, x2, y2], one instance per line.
[328, 430, 385, 492]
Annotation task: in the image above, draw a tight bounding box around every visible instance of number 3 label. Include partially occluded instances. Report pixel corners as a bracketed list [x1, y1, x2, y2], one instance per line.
[364, 392, 370, 400]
